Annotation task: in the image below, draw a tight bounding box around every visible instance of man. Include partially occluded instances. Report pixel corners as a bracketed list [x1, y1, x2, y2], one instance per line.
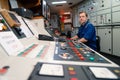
[71, 11, 96, 51]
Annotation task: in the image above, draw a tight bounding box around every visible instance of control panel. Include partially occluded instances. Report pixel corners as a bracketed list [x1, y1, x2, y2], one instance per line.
[0, 10, 26, 39]
[0, 14, 11, 31]
[8, 13, 26, 39]
[28, 62, 120, 80]
[54, 38, 110, 63]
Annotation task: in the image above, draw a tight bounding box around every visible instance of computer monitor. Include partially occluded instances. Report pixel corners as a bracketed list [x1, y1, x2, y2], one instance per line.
[42, 0, 47, 18]
[8, 0, 18, 9]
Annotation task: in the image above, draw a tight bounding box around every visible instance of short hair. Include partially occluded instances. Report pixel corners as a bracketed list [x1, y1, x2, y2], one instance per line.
[79, 11, 88, 17]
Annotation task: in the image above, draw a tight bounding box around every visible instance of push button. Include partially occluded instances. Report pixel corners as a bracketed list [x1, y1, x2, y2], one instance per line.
[98, 58, 104, 61]
[80, 56, 85, 60]
[114, 69, 120, 73]
[0, 68, 7, 74]
[70, 78, 78, 80]
[86, 54, 90, 57]
[78, 54, 82, 57]
[68, 67, 74, 71]
[89, 57, 95, 61]
[76, 45, 80, 48]
[69, 71, 76, 75]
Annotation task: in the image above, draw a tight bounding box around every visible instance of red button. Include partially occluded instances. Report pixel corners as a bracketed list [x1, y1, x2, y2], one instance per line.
[69, 71, 76, 75]
[80, 56, 85, 60]
[0, 68, 7, 74]
[78, 54, 82, 57]
[75, 51, 79, 54]
[70, 78, 78, 80]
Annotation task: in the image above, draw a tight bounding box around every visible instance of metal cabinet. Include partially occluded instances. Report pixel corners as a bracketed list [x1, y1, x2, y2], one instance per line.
[113, 26, 120, 56]
[97, 27, 112, 54]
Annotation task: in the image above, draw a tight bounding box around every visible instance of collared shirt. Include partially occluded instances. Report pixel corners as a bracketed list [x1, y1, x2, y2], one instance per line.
[77, 20, 97, 50]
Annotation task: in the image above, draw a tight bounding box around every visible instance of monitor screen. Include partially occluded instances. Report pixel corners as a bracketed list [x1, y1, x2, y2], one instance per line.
[42, 0, 47, 18]
[8, 0, 18, 9]
[46, 4, 51, 21]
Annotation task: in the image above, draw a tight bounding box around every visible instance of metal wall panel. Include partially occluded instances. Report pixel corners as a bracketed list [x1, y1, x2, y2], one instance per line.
[51, 14, 59, 28]
[97, 9, 111, 15]
[97, 13, 111, 25]
[112, 11, 120, 23]
[96, 0, 111, 11]
[96, 9, 111, 25]
[74, 8, 80, 27]
[112, 0, 120, 7]
[112, 5, 120, 23]
[113, 27, 120, 56]
[90, 16, 97, 26]
[97, 27, 112, 54]
[86, 1, 96, 13]
[112, 6, 120, 12]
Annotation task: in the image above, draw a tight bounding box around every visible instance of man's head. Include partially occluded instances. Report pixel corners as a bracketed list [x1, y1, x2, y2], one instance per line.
[79, 11, 88, 25]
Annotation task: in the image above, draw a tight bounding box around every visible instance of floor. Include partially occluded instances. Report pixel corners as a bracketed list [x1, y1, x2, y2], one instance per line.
[100, 52, 120, 66]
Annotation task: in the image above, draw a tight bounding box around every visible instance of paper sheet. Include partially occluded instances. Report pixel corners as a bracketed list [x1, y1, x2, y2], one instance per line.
[89, 67, 118, 79]
[39, 64, 64, 76]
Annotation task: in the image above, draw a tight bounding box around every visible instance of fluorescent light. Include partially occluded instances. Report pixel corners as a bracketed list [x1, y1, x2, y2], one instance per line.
[64, 12, 71, 14]
[52, 1, 67, 4]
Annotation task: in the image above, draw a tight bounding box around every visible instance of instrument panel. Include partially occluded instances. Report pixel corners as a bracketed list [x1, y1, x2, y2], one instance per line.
[54, 39, 110, 63]
[28, 62, 120, 80]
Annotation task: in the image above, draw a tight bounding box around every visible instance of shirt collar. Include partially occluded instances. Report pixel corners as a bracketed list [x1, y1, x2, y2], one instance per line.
[81, 20, 89, 27]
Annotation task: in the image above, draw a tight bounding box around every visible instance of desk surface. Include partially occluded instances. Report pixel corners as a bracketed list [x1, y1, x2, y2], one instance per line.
[0, 37, 119, 80]
[0, 56, 38, 80]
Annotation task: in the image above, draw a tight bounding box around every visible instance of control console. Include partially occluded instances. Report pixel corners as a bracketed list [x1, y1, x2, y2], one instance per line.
[54, 38, 110, 63]
[28, 62, 120, 80]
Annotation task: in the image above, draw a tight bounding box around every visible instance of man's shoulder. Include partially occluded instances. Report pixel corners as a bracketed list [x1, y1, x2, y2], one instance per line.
[85, 22, 95, 30]
[87, 22, 94, 27]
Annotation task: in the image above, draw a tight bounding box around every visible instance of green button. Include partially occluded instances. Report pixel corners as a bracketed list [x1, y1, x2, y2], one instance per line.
[76, 45, 80, 48]
[89, 57, 95, 61]
[1, 19, 5, 23]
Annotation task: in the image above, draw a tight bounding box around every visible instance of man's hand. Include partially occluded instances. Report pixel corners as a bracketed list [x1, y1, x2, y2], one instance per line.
[77, 38, 88, 43]
[70, 35, 78, 40]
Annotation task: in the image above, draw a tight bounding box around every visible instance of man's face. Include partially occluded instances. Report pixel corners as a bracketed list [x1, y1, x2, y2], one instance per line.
[79, 13, 88, 24]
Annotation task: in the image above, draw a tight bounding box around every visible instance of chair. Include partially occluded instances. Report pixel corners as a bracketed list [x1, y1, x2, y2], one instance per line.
[96, 36, 100, 52]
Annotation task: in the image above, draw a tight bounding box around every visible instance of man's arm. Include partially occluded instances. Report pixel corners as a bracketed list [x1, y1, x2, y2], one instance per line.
[71, 35, 78, 40]
[78, 38, 88, 43]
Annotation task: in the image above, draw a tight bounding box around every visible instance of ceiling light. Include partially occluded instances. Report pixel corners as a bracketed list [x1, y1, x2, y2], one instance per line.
[52, 1, 67, 4]
[64, 12, 71, 14]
